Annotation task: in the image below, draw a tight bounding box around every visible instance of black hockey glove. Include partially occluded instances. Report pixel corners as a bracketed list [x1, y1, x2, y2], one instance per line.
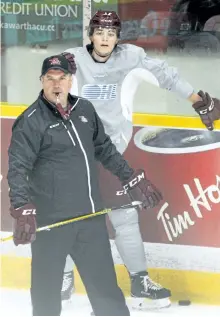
[121, 170, 163, 209]
[10, 203, 37, 246]
[61, 52, 77, 75]
[192, 90, 220, 130]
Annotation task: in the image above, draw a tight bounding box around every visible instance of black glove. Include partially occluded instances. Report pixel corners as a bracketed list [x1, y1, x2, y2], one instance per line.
[61, 52, 77, 75]
[192, 90, 220, 130]
[121, 170, 163, 209]
[10, 203, 37, 246]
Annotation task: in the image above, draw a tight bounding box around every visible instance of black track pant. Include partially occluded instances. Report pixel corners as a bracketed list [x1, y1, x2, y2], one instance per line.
[30, 215, 130, 316]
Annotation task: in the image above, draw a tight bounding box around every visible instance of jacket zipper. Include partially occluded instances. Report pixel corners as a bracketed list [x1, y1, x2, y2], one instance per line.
[62, 98, 95, 213]
[62, 119, 95, 213]
[62, 122, 76, 146]
[69, 119, 95, 213]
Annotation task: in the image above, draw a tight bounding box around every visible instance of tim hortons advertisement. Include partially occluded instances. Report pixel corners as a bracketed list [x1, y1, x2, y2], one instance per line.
[1, 118, 220, 248]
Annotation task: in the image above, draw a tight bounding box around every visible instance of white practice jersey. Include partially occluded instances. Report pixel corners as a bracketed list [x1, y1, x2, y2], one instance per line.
[65, 44, 194, 153]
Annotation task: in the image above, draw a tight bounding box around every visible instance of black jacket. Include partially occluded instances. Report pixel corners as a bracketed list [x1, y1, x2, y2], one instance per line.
[7, 92, 134, 226]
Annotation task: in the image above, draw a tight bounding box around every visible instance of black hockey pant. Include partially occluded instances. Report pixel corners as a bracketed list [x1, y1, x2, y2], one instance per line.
[30, 215, 130, 316]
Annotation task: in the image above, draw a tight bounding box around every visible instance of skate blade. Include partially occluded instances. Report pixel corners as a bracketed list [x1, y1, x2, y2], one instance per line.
[130, 297, 171, 310]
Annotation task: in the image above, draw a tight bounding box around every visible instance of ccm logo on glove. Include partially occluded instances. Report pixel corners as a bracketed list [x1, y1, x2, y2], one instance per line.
[118, 170, 163, 209]
[117, 171, 145, 195]
[10, 203, 37, 246]
[21, 208, 36, 215]
[192, 90, 220, 130]
[198, 99, 214, 115]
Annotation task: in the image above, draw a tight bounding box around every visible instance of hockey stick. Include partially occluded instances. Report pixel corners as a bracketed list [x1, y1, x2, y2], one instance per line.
[0, 201, 142, 243]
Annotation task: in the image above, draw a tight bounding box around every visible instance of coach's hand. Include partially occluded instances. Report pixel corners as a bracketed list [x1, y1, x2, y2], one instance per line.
[121, 170, 163, 209]
[10, 204, 37, 246]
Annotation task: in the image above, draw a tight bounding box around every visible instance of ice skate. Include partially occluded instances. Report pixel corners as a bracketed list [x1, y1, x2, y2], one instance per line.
[130, 271, 171, 310]
[61, 271, 74, 304]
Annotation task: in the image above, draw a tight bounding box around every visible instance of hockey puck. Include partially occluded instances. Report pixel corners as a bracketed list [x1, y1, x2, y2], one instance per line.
[178, 300, 191, 306]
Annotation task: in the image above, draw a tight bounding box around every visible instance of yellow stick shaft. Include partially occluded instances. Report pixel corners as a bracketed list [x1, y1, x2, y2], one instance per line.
[0, 201, 142, 243]
[0, 208, 111, 243]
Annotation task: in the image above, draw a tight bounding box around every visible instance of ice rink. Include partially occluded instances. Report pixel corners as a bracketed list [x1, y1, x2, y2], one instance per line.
[1, 288, 220, 317]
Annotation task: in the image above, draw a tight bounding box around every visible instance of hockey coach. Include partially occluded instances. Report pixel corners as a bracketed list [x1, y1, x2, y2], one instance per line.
[7, 54, 162, 316]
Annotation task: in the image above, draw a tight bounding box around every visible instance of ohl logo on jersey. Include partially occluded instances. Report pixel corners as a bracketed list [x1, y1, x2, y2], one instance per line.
[82, 84, 117, 100]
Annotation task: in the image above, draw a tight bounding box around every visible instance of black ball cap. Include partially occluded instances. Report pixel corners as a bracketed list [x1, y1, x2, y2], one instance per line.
[41, 55, 71, 76]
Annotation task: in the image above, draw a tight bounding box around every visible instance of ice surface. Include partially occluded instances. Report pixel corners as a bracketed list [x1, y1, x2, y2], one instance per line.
[1, 288, 220, 317]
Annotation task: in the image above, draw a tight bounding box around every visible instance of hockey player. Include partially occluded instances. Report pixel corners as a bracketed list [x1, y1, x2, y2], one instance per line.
[61, 10, 220, 310]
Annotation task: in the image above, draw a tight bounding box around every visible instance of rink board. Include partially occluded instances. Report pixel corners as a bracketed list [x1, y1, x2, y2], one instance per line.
[1, 238, 220, 305]
[1, 103, 220, 129]
[1, 104, 220, 305]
